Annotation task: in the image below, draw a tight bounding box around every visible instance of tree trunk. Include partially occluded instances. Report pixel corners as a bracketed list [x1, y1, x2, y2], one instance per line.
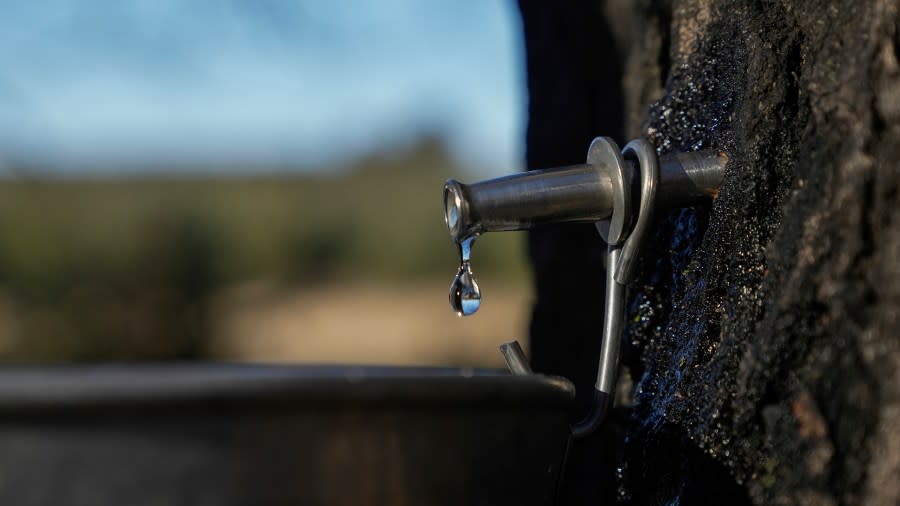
[520, 1, 900, 504]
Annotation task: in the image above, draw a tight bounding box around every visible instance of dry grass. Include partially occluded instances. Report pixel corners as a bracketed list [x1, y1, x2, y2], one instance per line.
[208, 281, 532, 369]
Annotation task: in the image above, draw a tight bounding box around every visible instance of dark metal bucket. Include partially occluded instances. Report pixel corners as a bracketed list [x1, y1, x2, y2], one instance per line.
[0, 364, 575, 505]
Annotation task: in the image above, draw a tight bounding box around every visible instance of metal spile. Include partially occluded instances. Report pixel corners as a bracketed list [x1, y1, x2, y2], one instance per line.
[442, 136, 728, 438]
[443, 145, 726, 244]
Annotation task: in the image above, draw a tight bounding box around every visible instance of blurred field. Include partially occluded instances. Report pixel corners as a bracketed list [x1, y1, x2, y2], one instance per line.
[0, 140, 533, 366]
[209, 281, 530, 368]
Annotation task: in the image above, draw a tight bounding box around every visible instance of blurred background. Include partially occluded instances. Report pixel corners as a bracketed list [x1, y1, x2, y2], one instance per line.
[0, 0, 531, 367]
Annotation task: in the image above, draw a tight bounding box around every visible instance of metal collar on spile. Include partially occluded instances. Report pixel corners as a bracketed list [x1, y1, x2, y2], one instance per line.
[442, 136, 727, 437]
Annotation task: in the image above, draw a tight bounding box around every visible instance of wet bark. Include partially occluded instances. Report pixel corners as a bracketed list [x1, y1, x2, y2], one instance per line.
[520, 1, 900, 505]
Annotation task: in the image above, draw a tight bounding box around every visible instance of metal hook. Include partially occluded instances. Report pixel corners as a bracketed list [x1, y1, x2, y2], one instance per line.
[616, 140, 660, 283]
[499, 341, 533, 376]
[572, 139, 658, 438]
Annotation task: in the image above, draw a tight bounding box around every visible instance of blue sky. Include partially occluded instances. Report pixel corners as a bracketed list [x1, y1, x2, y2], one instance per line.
[0, 0, 525, 174]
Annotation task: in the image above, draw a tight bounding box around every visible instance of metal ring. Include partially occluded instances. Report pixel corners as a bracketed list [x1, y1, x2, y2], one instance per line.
[615, 140, 659, 284]
[588, 137, 632, 245]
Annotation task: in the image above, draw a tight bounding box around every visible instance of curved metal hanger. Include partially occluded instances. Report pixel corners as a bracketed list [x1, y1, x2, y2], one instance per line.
[572, 138, 658, 438]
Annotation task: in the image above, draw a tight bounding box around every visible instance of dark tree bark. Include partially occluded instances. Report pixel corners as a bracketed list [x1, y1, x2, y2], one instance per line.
[520, 1, 900, 505]
[517, 1, 626, 503]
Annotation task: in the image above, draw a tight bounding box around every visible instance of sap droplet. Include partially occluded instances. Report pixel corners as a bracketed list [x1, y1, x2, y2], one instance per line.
[458, 236, 475, 262]
[449, 261, 481, 316]
[449, 235, 482, 316]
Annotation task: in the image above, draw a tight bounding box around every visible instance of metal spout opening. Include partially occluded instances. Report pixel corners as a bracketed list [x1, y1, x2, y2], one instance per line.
[442, 149, 726, 243]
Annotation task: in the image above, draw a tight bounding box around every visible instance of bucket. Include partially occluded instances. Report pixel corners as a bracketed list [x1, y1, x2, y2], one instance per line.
[0, 364, 575, 505]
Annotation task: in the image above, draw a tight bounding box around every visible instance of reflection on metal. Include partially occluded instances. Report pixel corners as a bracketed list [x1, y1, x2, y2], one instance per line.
[442, 137, 727, 437]
[590, 137, 632, 245]
[499, 341, 533, 376]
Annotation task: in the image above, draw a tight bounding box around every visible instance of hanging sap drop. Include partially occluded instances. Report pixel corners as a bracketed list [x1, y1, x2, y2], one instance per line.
[448, 235, 481, 316]
[458, 236, 474, 263]
[449, 261, 481, 316]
